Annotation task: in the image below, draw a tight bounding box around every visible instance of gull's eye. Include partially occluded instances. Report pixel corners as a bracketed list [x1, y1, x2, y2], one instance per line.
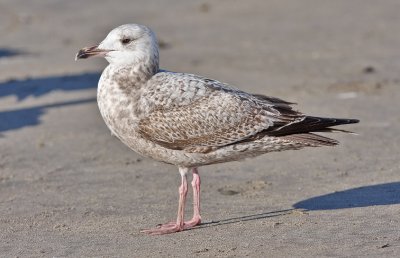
[121, 38, 133, 45]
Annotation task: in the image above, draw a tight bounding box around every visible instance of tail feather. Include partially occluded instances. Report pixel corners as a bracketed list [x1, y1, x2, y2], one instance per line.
[282, 133, 339, 146]
[270, 116, 359, 136]
[313, 128, 358, 135]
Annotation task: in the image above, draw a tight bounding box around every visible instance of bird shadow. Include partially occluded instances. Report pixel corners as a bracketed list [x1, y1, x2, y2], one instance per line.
[0, 72, 100, 101]
[0, 98, 96, 133]
[0, 72, 100, 133]
[188, 182, 400, 231]
[293, 182, 400, 210]
[190, 208, 295, 230]
[0, 48, 22, 59]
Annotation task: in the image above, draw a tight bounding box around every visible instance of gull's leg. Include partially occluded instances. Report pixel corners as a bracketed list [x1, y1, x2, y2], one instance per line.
[175, 167, 189, 229]
[184, 167, 201, 228]
[140, 167, 189, 235]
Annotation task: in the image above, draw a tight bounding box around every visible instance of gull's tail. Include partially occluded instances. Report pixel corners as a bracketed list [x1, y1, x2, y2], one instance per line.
[271, 116, 359, 136]
[270, 116, 359, 147]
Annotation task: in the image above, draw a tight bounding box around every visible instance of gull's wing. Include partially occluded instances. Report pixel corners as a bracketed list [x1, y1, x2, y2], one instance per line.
[137, 72, 303, 153]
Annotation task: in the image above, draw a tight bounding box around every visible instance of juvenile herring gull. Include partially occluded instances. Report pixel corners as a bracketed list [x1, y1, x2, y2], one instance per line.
[76, 24, 359, 235]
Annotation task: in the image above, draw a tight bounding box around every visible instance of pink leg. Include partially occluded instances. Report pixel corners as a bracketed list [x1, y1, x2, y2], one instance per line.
[141, 167, 189, 235]
[184, 168, 201, 228]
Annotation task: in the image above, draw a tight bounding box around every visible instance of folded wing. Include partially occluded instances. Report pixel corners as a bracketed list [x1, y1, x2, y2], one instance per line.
[138, 75, 301, 152]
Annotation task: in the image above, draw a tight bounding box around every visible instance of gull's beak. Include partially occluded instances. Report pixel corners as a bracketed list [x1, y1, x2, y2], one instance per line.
[75, 45, 110, 61]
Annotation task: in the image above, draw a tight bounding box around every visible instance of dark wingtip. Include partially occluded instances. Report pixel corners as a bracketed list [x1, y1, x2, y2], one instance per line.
[347, 119, 360, 124]
[269, 116, 359, 137]
[308, 117, 360, 126]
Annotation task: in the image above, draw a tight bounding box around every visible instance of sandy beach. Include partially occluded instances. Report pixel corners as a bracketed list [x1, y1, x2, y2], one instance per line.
[1, 0, 400, 256]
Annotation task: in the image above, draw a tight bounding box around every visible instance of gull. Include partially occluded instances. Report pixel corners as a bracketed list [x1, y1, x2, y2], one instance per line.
[76, 24, 359, 235]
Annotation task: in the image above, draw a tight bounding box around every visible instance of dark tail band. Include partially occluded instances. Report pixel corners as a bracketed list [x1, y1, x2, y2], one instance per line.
[270, 116, 359, 136]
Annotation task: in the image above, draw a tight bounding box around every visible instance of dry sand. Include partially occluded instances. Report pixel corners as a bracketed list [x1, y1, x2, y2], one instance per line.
[1, 0, 400, 257]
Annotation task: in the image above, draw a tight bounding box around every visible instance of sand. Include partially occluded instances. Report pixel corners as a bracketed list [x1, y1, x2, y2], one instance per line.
[1, 0, 399, 257]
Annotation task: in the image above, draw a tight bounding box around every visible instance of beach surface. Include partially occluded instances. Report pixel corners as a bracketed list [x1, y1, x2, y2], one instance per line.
[1, 0, 399, 256]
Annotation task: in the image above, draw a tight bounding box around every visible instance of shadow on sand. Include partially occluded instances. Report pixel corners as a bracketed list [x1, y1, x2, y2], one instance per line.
[0, 48, 22, 59]
[189, 208, 295, 231]
[0, 72, 100, 133]
[293, 182, 400, 210]
[0, 72, 100, 100]
[0, 98, 96, 133]
[186, 182, 400, 231]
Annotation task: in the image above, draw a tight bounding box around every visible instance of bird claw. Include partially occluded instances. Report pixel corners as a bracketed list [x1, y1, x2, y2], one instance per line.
[141, 217, 201, 235]
[141, 223, 183, 235]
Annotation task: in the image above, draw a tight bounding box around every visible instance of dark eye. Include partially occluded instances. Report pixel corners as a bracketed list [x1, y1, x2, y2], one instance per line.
[121, 38, 132, 44]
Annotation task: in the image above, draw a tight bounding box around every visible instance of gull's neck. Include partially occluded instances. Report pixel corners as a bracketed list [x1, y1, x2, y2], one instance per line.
[108, 51, 159, 90]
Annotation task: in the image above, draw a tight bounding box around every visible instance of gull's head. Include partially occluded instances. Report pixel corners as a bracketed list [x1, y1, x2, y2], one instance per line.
[76, 24, 159, 67]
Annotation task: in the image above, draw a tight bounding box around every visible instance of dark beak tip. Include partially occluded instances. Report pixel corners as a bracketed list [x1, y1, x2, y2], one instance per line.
[75, 49, 87, 61]
[75, 45, 100, 61]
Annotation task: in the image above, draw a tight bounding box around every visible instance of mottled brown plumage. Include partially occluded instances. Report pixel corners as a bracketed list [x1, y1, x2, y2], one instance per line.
[76, 24, 359, 235]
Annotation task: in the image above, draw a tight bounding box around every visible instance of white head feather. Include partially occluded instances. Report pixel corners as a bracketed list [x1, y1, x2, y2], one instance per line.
[98, 24, 159, 70]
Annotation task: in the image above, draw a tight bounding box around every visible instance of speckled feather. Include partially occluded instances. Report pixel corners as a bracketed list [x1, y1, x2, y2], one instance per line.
[92, 24, 358, 167]
[137, 72, 302, 153]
